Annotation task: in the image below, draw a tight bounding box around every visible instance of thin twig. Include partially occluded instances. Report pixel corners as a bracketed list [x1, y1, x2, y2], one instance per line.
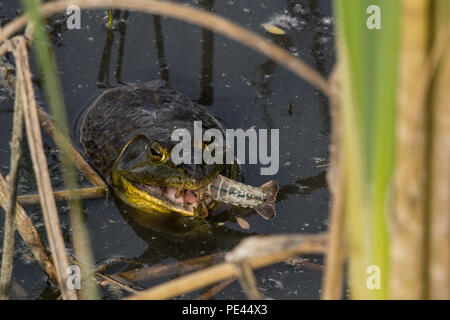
[18, 186, 106, 206]
[0, 0, 331, 97]
[0, 73, 25, 300]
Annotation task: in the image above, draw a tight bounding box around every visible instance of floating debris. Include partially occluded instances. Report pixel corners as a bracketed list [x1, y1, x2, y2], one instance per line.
[235, 216, 250, 230]
[261, 14, 300, 35]
[288, 102, 293, 116]
[262, 24, 286, 35]
[321, 16, 333, 26]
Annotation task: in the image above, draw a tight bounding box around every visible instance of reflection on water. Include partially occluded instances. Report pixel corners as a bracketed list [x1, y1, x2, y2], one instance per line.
[116, 198, 253, 265]
[288, 0, 333, 133]
[97, 10, 129, 87]
[97, 1, 216, 104]
[197, 0, 215, 106]
[153, 15, 170, 82]
[278, 170, 327, 201]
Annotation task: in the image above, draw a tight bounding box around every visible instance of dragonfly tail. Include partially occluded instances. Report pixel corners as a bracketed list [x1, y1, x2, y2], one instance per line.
[255, 180, 279, 219]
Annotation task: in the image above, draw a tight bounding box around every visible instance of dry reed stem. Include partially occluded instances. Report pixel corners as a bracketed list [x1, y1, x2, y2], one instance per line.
[233, 260, 264, 300]
[391, 3, 449, 300]
[0, 0, 331, 97]
[0, 173, 58, 286]
[126, 233, 327, 300]
[322, 65, 345, 299]
[390, 0, 429, 299]
[18, 186, 106, 206]
[428, 20, 450, 299]
[0, 71, 25, 299]
[428, 53, 450, 299]
[13, 36, 76, 300]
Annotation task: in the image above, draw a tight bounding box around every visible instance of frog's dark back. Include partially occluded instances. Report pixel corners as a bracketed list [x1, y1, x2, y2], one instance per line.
[80, 80, 222, 182]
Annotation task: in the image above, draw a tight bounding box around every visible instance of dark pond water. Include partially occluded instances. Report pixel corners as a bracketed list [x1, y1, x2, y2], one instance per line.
[0, 0, 334, 299]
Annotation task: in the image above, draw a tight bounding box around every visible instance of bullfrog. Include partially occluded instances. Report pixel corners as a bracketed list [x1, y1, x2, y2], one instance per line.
[80, 80, 277, 219]
[80, 80, 228, 217]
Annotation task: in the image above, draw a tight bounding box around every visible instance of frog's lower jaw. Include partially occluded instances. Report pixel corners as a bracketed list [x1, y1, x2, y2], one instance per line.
[111, 174, 216, 217]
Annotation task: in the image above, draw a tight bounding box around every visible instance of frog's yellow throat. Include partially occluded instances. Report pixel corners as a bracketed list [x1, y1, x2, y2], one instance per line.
[111, 173, 217, 217]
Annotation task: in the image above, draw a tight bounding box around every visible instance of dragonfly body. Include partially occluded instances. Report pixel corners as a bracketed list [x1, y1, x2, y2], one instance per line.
[206, 175, 278, 220]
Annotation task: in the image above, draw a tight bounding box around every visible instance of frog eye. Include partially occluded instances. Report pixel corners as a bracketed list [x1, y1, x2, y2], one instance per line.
[149, 141, 165, 162]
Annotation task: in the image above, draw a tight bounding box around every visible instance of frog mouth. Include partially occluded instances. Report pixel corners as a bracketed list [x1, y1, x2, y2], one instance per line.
[134, 182, 215, 215]
[114, 175, 215, 217]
